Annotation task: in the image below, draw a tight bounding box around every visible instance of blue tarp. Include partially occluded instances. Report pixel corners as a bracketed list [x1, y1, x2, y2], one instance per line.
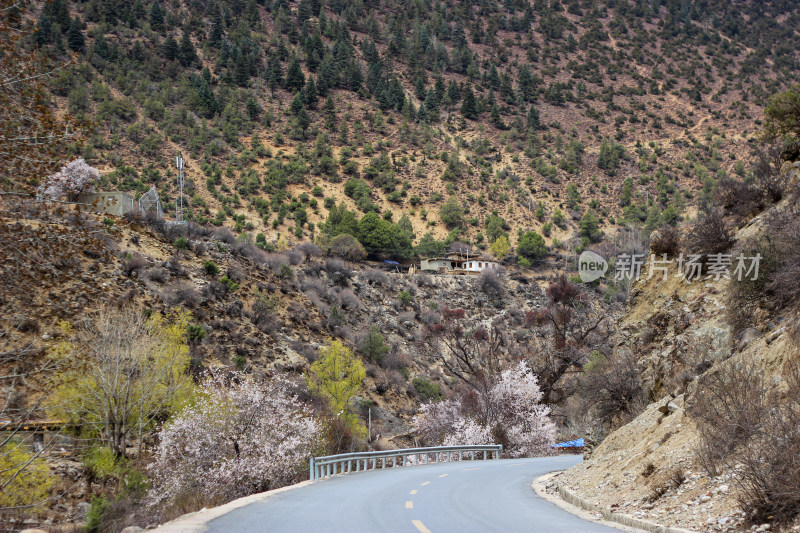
[552, 438, 585, 448]
[383, 260, 400, 265]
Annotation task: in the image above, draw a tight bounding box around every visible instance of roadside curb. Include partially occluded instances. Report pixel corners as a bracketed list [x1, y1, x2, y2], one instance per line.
[533, 472, 697, 533]
[150, 480, 315, 533]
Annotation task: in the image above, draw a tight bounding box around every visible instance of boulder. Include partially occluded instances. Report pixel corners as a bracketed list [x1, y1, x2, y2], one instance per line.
[75, 501, 91, 520]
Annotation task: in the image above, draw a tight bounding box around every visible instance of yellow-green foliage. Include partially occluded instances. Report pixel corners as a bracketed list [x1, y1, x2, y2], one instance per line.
[489, 235, 510, 259]
[83, 446, 124, 480]
[0, 444, 54, 514]
[50, 308, 195, 454]
[308, 339, 366, 438]
[582, 350, 607, 373]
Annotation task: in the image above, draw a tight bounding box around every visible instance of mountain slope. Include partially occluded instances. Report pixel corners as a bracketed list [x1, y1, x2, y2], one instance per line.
[30, 0, 800, 252]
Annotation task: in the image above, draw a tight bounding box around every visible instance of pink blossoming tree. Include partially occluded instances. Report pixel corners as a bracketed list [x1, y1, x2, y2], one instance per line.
[39, 158, 99, 200]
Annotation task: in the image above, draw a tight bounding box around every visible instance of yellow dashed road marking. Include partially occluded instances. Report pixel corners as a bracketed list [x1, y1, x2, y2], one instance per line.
[412, 519, 432, 533]
[420, 481, 430, 486]
[409, 489, 418, 495]
[461, 467, 480, 471]
[405, 500, 414, 509]
[438, 473, 448, 478]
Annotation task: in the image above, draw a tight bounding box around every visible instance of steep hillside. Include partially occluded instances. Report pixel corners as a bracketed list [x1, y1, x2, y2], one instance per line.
[551, 162, 800, 532]
[25, 0, 800, 253]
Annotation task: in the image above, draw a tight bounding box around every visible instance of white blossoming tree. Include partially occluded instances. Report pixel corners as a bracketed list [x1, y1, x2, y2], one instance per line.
[148, 372, 320, 510]
[442, 418, 493, 447]
[414, 400, 462, 445]
[39, 158, 99, 200]
[485, 362, 556, 457]
[413, 362, 555, 457]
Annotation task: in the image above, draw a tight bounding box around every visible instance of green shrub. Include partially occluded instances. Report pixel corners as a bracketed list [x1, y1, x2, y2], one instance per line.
[85, 495, 110, 533]
[220, 275, 239, 292]
[279, 263, 294, 279]
[187, 324, 206, 343]
[174, 237, 189, 250]
[398, 290, 413, 308]
[358, 326, 389, 363]
[412, 377, 441, 401]
[518, 231, 547, 260]
[203, 260, 220, 276]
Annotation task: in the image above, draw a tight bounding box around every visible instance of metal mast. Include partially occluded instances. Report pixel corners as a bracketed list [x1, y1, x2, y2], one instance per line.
[176, 151, 185, 223]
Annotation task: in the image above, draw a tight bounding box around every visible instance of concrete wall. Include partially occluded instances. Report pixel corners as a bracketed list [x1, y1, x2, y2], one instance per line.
[420, 259, 453, 272]
[77, 192, 137, 216]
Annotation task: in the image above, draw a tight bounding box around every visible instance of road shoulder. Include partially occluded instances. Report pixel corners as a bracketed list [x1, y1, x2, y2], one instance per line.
[533, 472, 697, 533]
[151, 480, 315, 533]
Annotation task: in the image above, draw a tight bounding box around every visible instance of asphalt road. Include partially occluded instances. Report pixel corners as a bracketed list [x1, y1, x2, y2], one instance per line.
[206, 456, 621, 533]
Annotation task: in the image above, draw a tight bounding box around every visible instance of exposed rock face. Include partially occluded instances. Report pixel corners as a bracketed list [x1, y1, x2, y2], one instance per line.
[559, 187, 800, 532]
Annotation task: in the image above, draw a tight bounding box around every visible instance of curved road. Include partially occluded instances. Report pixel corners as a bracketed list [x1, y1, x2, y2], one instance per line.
[206, 456, 620, 533]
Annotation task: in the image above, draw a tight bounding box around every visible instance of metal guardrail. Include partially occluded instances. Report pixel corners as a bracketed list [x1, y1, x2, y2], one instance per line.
[309, 444, 502, 481]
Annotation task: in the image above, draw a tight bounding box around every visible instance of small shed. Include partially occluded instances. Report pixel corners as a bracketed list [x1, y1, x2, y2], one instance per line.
[77, 191, 137, 216]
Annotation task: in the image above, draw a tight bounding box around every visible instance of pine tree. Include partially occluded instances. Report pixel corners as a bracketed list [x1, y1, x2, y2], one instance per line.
[132, 0, 146, 23]
[324, 94, 336, 131]
[66, 17, 85, 52]
[296, 106, 311, 137]
[34, 12, 52, 46]
[414, 76, 426, 100]
[92, 33, 110, 60]
[527, 104, 541, 131]
[460, 85, 478, 119]
[179, 31, 198, 67]
[416, 102, 429, 123]
[45, 0, 70, 27]
[285, 58, 305, 91]
[290, 91, 306, 114]
[246, 96, 261, 120]
[491, 101, 505, 129]
[266, 55, 283, 95]
[317, 55, 335, 96]
[305, 77, 318, 109]
[518, 65, 535, 102]
[209, 10, 224, 46]
[487, 64, 501, 88]
[161, 35, 179, 61]
[195, 77, 218, 118]
[448, 80, 460, 107]
[149, 0, 165, 32]
[234, 52, 250, 87]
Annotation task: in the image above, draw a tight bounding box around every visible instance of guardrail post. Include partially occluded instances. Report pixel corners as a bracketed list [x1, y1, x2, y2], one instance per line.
[483, 451, 487, 460]
[381, 457, 386, 468]
[310, 457, 315, 481]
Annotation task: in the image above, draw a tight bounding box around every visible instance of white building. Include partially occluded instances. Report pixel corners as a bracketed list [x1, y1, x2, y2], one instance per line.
[419, 252, 500, 275]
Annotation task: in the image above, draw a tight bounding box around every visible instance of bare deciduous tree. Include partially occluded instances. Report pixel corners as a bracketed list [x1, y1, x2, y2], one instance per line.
[418, 307, 505, 396]
[51, 308, 193, 457]
[526, 275, 611, 403]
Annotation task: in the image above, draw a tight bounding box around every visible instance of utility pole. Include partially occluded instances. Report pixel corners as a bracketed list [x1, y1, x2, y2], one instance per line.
[176, 151, 185, 223]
